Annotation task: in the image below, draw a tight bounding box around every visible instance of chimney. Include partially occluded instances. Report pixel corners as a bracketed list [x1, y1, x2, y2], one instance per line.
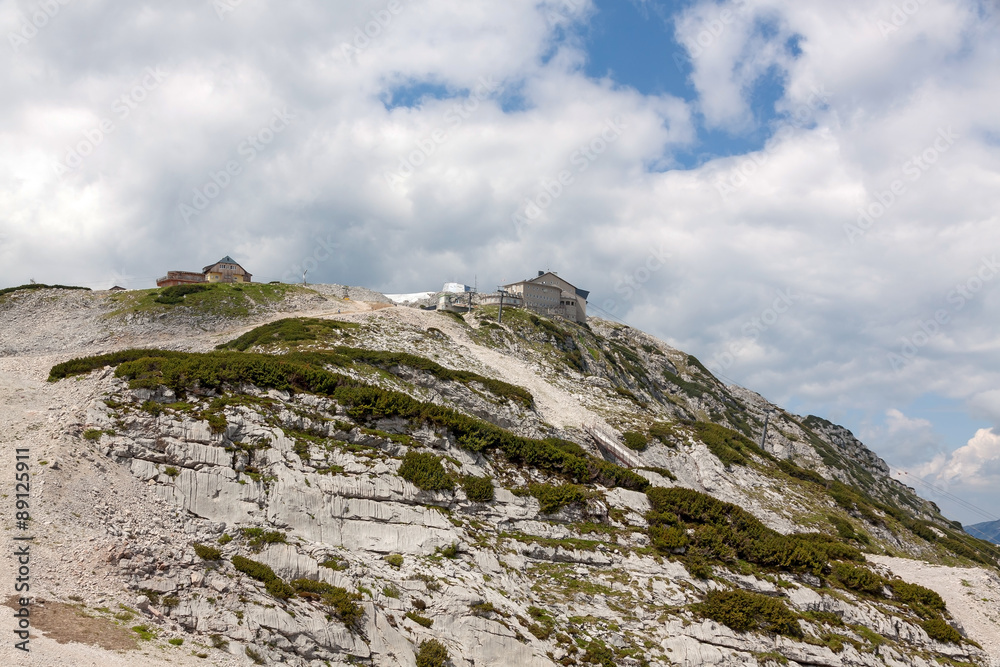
[538, 270, 544, 277]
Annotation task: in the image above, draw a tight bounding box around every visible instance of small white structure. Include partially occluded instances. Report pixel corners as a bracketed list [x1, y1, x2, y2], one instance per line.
[442, 282, 472, 293]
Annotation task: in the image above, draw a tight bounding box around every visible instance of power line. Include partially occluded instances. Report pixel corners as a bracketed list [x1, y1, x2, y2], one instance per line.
[892, 468, 999, 523]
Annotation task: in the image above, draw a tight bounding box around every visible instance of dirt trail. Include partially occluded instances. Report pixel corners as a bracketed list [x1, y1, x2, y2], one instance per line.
[350, 306, 602, 431]
[870, 555, 1000, 665]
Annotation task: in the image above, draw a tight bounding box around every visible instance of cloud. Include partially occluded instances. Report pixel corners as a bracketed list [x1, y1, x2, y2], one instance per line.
[916, 428, 1000, 489]
[1, 0, 999, 526]
[858, 409, 947, 470]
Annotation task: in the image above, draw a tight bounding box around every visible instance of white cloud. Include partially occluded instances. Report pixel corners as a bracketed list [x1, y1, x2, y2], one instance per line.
[917, 428, 1000, 489]
[0, 0, 999, 525]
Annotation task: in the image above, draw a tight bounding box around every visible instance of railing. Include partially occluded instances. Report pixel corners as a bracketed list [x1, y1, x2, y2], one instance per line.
[583, 423, 642, 469]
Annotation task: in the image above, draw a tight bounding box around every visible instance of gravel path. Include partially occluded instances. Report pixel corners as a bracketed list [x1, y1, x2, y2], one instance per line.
[870, 555, 1000, 665]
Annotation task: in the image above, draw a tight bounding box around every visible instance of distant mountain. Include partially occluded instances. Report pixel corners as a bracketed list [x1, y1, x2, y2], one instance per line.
[967, 520, 1000, 544]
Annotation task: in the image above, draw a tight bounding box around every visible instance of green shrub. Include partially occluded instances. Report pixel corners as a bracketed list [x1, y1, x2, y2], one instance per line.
[696, 589, 802, 638]
[321, 557, 347, 570]
[581, 639, 617, 667]
[461, 474, 494, 502]
[648, 421, 677, 445]
[161, 596, 179, 608]
[904, 520, 939, 542]
[48, 348, 648, 493]
[216, 317, 359, 351]
[240, 527, 287, 551]
[231, 555, 294, 600]
[132, 624, 156, 641]
[828, 515, 858, 541]
[0, 283, 90, 298]
[193, 543, 222, 561]
[245, 646, 265, 665]
[622, 431, 648, 451]
[398, 451, 455, 491]
[645, 486, 863, 576]
[406, 611, 434, 628]
[528, 482, 591, 514]
[649, 524, 689, 551]
[921, 617, 962, 643]
[155, 284, 213, 304]
[415, 638, 449, 667]
[778, 459, 828, 485]
[163, 466, 180, 478]
[218, 534, 232, 545]
[289, 579, 362, 625]
[385, 554, 404, 568]
[688, 421, 772, 467]
[168, 637, 183, 646]
[890, 581, 946, 618]
[82, 429, 103, 441]
[832, 563, 884, 596]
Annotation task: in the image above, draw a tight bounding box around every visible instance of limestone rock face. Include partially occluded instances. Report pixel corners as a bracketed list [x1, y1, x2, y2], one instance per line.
[6, 289, 993, 667]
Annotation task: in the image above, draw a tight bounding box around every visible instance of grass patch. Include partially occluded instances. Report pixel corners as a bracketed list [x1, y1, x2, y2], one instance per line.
[0, 283, 90, 299]
[216, 317, 360, 351]
[110, 282, 299, 320]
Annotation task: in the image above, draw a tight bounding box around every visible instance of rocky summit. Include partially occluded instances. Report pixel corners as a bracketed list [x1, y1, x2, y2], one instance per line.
[1, 283, 998, 667]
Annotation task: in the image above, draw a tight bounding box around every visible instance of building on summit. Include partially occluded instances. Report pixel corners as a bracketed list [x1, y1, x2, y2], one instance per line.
[156, 256, 252, 287]
[502, 271, 588, 323]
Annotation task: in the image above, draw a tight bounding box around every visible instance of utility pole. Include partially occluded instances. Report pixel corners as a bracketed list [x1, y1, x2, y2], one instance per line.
[759, 408, 773, 450]
[497, 286, 507, 324]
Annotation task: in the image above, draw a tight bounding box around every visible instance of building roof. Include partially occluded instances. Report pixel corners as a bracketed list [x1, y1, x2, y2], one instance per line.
[203, 256, 245, 273]
[509, 271, 588, 301]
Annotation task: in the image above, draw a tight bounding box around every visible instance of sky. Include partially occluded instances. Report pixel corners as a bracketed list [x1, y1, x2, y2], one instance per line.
[2, 0, 998, 525]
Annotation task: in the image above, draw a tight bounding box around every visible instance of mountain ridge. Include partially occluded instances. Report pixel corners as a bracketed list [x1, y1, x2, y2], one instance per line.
[2, 283, 998, 666]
